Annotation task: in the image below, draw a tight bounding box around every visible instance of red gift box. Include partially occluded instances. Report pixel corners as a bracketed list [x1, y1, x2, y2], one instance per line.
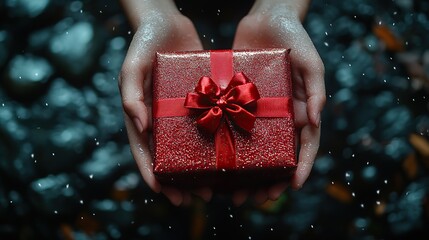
[152, 48, 296, 190]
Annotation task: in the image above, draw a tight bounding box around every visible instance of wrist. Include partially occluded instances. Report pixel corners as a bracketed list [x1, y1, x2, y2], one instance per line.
[249, 0, 310, 22]
[120, 0, 182, 30]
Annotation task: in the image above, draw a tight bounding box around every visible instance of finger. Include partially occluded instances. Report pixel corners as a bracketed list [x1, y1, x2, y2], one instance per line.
[162, 186, 184, 206]
[297, 54, 326, 128]
[232, 189, 249, 207]
[124, 114, 161, 193]
[182, 192, 193, 207]
[192, 187, 213, 202]
[291, 123, 321, 189]
[253, 189, 268, 205]
[119, 37, 153, 134]
[268, 182, 288, 201]
[293, 99, 307, 128]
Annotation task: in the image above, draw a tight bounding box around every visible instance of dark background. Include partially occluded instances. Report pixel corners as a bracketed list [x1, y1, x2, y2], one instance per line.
[1, 0, 429, 239]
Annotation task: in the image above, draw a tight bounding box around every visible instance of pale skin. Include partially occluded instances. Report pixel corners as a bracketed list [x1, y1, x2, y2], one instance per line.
[118, 0, 326, 206]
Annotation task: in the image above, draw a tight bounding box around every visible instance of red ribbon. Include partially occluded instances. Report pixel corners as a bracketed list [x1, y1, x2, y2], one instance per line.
[184, 72, 260, 169]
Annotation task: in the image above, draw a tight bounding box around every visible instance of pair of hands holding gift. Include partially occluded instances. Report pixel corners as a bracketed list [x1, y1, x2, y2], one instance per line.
[118, 0, 325, 206]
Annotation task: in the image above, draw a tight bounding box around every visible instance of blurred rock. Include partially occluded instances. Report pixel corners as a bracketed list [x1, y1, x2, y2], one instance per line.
[32, 120, 97, 174]
[2, 54, 54, 101]
[90, 199, 135, 227]
[4, 0, 51, 18]
[78, 142, 133, 184]
[99, 36, 126, 73]
[46, 18, 106, 82]
[377, 106, 412, 141]
[0, 30, 11, 69]
[28, 173, 81, 216]
[386, 178, 429, 235]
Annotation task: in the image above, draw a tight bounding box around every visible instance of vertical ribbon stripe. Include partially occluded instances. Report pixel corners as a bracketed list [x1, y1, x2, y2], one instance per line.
[209, 50, 236, 169]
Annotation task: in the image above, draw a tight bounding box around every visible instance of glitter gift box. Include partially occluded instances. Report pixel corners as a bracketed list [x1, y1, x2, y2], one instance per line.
[152, 49, 296, 190]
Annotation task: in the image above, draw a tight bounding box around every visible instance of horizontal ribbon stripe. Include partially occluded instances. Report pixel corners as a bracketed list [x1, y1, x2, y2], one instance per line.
[153, 97, 292, 118]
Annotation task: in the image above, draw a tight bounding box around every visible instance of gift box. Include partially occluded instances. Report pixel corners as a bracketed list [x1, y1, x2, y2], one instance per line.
[152, 48, 296, 190]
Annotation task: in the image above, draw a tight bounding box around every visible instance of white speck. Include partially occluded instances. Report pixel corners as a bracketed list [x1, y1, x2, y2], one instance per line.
[128, 31, 131, 35]
[384, 179, 388, 184]
[54, 210, 58, 214]
[352, 192, 356, 197]
[324, 42, 329, 47]
[229, 214, 233, 218]
[38, 183, 42, 187]
[324, 31, 328, 36]
[1, 103, 4, 107]
[270, 228, 274, 231]
[80, 9, 83, 13]
[376, 189, 380, 194]
[310, 224, 314, 229]
[45, 102, 49, 107]
[51, 152, 55, 156]
[89, 174, 94, 179]
[66, 184, 69, 188]
[210, 38, 214, 43]
[10, 200, 13, 204]
[376, 201, 380, 205]
[393, 66, 396, 70]
[80, 200, 84, 204]
[168, 226, 172, 229]
[331, 181, 335, 185]
[30, 153, 34, 158]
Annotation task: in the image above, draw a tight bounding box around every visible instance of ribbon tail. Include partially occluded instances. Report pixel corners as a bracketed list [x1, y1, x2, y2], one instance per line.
[215, 120, 236, 170]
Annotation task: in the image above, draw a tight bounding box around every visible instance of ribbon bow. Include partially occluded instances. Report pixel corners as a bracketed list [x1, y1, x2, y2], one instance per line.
[184, 72, 260, 133]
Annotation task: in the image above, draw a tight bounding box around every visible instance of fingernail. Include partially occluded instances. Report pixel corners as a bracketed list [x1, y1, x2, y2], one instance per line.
[133, 117, 143, 133]
[314, 113, 321, 128]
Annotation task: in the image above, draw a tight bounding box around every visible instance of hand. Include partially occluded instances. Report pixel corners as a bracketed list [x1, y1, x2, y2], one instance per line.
[232, 0, 326, 205]
[118, 0, 211, 206]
